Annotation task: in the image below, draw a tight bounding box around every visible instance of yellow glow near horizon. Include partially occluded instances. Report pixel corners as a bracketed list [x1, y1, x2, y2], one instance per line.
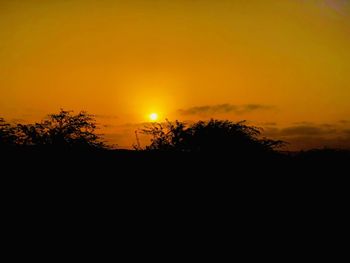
[149, 113, 158, 122]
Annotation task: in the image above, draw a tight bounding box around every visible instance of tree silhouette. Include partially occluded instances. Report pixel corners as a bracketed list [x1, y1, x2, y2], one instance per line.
[0, 118, 16, 148]
[141, 119, 285, 155]
[15, 110, 104, 149]
[0, 118, 16, 147]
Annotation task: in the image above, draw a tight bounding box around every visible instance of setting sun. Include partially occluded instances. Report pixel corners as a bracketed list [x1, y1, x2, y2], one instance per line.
[149, 113, 158, 122]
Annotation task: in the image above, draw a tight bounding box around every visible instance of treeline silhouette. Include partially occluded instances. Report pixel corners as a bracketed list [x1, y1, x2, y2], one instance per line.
[1, 109, 349, 176]
[2, 108, 348, 228]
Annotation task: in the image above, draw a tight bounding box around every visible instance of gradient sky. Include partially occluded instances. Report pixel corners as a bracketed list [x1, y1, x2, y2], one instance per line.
[1, 0, 350, 149]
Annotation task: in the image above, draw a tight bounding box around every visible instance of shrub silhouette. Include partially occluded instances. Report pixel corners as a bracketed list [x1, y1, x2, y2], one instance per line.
[141, 119, 285, 155]
[14, 110, 104, 149]
[0, 118, 16, 147]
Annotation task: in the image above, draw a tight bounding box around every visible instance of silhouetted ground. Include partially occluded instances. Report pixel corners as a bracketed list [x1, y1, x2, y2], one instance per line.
[2, 146, 349, 177]
[3, 112, 347, 180]
[1, 112, 348, 217]
[2, 146, 347, 242]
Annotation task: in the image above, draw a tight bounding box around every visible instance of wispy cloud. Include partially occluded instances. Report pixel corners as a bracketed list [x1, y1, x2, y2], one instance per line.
[261, 122, 277, 126]
[280, 125, 329, 136]
[177, 104, 273, 116]
[263, 124, 338, 137]
[95, 114, 119, 120]
[262, 123, 350, 150]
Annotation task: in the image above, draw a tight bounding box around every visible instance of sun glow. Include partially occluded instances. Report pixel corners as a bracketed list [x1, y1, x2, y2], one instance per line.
[149, 113, 158, 121]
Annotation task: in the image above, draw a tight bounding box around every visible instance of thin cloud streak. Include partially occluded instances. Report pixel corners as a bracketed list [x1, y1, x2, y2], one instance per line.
[178, 104, 273, 116]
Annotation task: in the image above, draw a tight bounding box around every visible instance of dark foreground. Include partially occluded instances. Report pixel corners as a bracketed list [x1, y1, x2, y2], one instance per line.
[2, 147, 348, 242]
[2, 147, 348, 221]
[3, 147, 349, 176]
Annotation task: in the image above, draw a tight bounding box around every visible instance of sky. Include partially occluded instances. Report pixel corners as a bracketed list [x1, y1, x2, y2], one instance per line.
[1, 0, 350, 149]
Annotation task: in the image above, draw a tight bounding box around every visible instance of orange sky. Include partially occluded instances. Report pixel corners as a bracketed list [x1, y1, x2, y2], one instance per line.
[1, 0, 350, 149]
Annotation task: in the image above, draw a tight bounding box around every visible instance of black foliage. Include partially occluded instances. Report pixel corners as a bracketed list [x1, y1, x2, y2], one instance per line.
[12, 110, 104, 149]
[141, 119, 285, 155]
[0, 118, 16, 146]
[0, 110, 349, 178]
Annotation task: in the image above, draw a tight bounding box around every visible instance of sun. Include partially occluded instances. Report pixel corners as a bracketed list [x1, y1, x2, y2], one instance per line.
[149, 113, 158, 121]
